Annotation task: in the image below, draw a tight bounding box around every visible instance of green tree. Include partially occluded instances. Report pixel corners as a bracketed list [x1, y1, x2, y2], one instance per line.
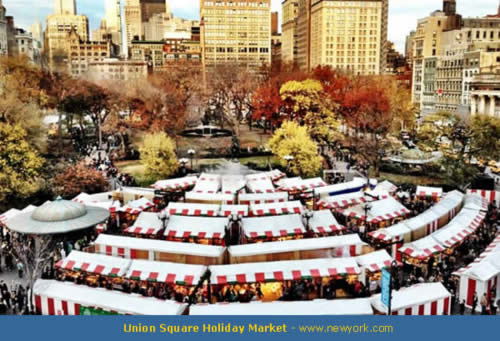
[0, 123, 44, 201]
[139, 132, 178, 179]
[280, 79, 341, 145]
[469, 115, 500, 161]
[268, 121, 322, 177]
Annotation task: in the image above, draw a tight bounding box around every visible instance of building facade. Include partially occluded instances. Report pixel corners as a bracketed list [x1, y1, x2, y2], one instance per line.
[54, 0, 77, 15]
[470, 73, 500, 117]
[86, 59, 148, 81]
[125, 0, 142, 43]
[281, 0, 298, 63]
[200, 0, 272, 69]
[293, 0, 388, 75]
[143, 11, 199, 41]
[0, 0, 7, 56]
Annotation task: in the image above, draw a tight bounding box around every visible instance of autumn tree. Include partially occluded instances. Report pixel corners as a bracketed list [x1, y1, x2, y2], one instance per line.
[268, 121, 322, 177]
[53, 162, 109, 198]
[139, 132, 178, 179]
[280, 79, 341, 145]
[0, 123, 44, 201]
[381, 76, 416, 133]
[469, 115, 500, 161]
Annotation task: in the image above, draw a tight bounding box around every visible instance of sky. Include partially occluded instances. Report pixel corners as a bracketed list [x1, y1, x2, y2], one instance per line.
[3, 0, 499, 53]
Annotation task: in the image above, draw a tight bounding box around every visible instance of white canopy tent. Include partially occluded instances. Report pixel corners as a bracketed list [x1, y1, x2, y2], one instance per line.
[308, 210, 346, 235]
[242, 214, 305, 239]
[164, 215, 229, 240]
[314, 178, 366, 198]
[126, 259, 207, 286]
[192, 173, 221, 193]
[341, 197, 410, 224]
[151, 176, 198, 191]
[238, 192, 288, 205]
[124, 212, 164, 235]
[248, 200, 304, 217]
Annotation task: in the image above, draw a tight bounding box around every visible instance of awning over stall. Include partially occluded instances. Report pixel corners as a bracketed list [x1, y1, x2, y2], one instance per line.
[317, 191, 375, 209]
[249, 201, 304, 217]
[340, 197, 410, 223]
[124, 212, 164, 235]
[416, 186, 443, 199]
[151, 176, 198, 191]
[314, 178, 367, 198]
[55, 251, 131, 277]
[192, 173, 221, 193]
[355, 250, 395, 272]
[126, 260, 206, 285]
[165, 202, 220, 217]
[308, 210, 346, 234]
[164, 215, 228, 240]
[242, 214, 306, 239]
[238, 192, 288, 205]
[120, 198, 154, 215]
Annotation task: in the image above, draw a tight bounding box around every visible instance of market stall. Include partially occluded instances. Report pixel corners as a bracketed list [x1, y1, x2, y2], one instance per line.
[430, 190, 464, 226]
[119, 197, 155, 224]
[123, 212, 164, 238]
[248, 201, 304, 217]
[276, 177, 327, 193]
[114, 187, 156, 203]
[221, 175, 246, 194]
[192, 173, 221, 193]
[317, 191, 375, 210]
[374, 180, 398, 195]
[189, 298, 373, 315]
[371, 282, 452, 315]
[355, 250, 396, 285]
[467, 189, 500, 204]
[151, 176, 198, 192]
[241, 214, 306, 243]
[404, 210, 441, 240]
[238, 192, 288, 205]
[164, 215, 228, 245]
[416, 186, 443, 201]
[165, 202, 220, 217]
[219, 205, 248, 218]
[463, 195, 489, 212]
[228, 234, 370, 264]
[307, 210, 346, 236]
[367, 222, 411, 261]
[246, 170, 286, 182]
[93, 234, 226, 265]
[208, 257, 361, 302]
[340, 197, 410, 229]
[55, 250, 131, 289]
[246, 177, 276, 194]
[399, 236, 445, 269]
[314, 178, 367, 199]
[185, 191, 235, 205]
[34, 280, 187, 315]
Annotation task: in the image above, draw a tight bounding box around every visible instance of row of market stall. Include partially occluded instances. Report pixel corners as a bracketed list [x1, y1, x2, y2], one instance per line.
[453, 234, 500, 312]
[33, 279, 452, 316]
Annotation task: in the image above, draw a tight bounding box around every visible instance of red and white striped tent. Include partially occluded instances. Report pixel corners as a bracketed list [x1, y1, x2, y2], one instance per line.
[238, 192, 288, 205]
[165, 202, 220, 217]
[246, 178, 276, 194]
[241, 214, 305, 239]
[463, 194, 489, 212]
[467, 189, 500, 204]
[192, 173, 221, 193]
[220, 205, 248, 217]
[124, 212, 164, 235]
[151, 176, 197, 191]
[340, 197, 410, 224]
[55, 250, 131, 277]
[209, 257, 360, 285]
[314, 178, 367, 198]
[94, 234, 225, 261]
[221, 175, 246, 194]
[0, 208, 21, 225]
[429, 190, 464, 222]
[164, 215, 228, 240]
[404, 210, 441, 239]
[371, 282, 452, 315]
[317, 191, 376, 210]
[374, 180, 398, 194]
[246, 170, 286, 182]
[308, 210, 346, 235]
[416, 186, 443, 199]
[276, 177, 327, 193]
[455, 253, 500, 312]
[356, 250, 395, 283]
[432, 220, 478, 249]
[248, 200, 304, 217]
[87, 200, 122, 213]
[368, 223, 411, 262]
[228, 234, 368, 259]
[399, 235, 445, 261]
[190, 298, 373, 315]
[33, 280, 187, 315]
[126, 259, 206, 286]
[185, 191, 235, 204]
[120, 197, 154, 215]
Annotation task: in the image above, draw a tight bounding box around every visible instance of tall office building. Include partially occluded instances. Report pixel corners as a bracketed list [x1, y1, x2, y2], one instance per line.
[293, 0, 388, 74]
[140, 0, 166, 23]
[54, 0, 77, 15]
[125, 0, 142, 43]
[0, 0, 7, 56]
[281, 0, 299, 63]
[94, 0, 122, 52]
[200, 0, 272, 69]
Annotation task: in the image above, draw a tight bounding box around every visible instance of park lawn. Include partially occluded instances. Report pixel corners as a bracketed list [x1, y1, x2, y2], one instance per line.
[378, 172, 449, 187]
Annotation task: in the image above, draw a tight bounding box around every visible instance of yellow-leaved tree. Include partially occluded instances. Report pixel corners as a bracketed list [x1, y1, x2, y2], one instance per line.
[0, 123, 44, 201]
[268, 121, 322, 177]
[280, 79, 341, 145]
[139, 132, 178, 179]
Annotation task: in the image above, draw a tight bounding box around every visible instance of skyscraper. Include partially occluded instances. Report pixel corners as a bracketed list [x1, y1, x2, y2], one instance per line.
[200, 0, 272, 69]
[106, 0, 122, 31]
[0, 0, 7, 56]
[125, 0, 166, 44]
[54, 0, 77, 15]
[293, 0, 388, 75]
[281, 0, 299, 63]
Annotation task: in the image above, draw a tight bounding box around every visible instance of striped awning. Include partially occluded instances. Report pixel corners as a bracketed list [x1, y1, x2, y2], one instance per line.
[124, 212, 164, 235]
[221, 175, 246, 194]
[151, 176, 197, 191]
[242, 214, 305, 239]
[126, 260, 206, 285]
[120, 198, 154, 215]
[356, 250, 395, 272]
[192, 173, 221, 193]
[209, 258, 360, 285]
[55, 251, 131, 277]
[340, 197, 410, 223]
[238, 192, 288, 205]
[246, 178, 276, 194]
[277, 177, 327, 193]
[308, 210, 346, 234]
[249, 201, 304, 217]
[317, 191, 374, 209]
[165, 202, 220, 217]
[220, 205, 249, 217]
[416, 186, 443, 198]
[164, 215, 228, 240]
[399, 237, 445, 260]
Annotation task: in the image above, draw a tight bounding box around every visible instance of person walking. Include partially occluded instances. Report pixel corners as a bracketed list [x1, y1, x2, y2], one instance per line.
[459, 300, 465, 315]
[472, 293, 478, 314]
[480, 293, 488, 315]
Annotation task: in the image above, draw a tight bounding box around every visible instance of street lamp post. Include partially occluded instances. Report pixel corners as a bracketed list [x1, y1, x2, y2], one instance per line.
[187, 149, 196, 170]
[362, 203, 372, 238]
[179, 158, 189, 175]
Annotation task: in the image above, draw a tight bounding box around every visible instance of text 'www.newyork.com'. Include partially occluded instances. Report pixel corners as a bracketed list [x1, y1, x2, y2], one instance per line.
[297, 323, 393, 334]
